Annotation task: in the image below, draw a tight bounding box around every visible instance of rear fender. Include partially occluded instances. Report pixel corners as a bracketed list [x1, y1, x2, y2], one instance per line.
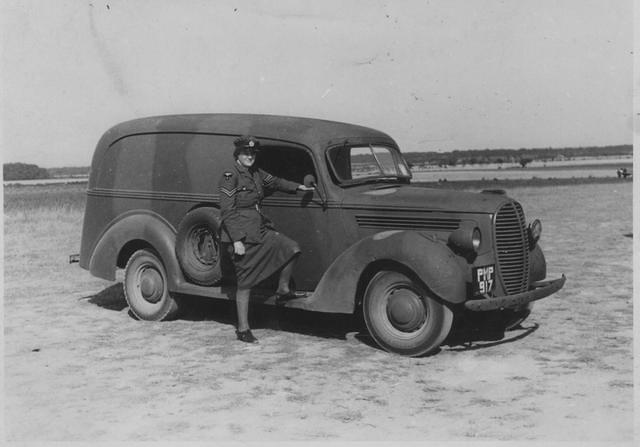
[89, 211, 182, 288]
[309, 230, 466, 313]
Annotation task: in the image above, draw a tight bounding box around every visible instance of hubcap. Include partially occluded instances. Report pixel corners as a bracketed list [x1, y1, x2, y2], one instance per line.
[139, 267, 163, 303]
[193, 229, 217, 265]
[386, 288, 426, 332]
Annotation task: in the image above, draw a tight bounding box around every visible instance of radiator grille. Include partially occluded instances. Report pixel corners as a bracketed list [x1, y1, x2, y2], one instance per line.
[495, 202, 530, 294]
[356, 214, 461, 231]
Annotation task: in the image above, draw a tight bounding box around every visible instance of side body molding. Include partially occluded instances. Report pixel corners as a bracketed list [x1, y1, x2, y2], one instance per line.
[89, 211, 181, 287]
[306, 230, 467, 313]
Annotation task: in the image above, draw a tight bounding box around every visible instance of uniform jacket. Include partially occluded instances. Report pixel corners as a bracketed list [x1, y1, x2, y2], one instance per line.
[218, 161, 300, 243]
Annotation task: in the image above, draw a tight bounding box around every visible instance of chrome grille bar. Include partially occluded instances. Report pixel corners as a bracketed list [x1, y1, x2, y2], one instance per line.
[495, 202, 530, 294]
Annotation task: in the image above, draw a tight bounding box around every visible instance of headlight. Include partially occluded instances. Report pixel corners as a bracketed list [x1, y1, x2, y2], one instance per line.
[528, 219, 542, 248]
[472, 227, 481, 250]
[448, 222, 482, 255]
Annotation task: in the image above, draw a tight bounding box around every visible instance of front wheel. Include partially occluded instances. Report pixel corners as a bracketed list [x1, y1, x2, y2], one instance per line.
[363, 270, 453, 357]
[124, 249, 181, 321]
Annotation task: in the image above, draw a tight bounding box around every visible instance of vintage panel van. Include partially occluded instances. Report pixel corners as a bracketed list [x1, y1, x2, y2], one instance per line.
[79, 114, 565, 356]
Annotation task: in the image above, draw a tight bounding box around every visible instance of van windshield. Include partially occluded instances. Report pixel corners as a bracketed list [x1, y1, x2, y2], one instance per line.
[327, 144, 412, 186]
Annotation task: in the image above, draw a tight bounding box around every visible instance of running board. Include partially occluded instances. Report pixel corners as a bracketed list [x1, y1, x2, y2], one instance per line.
[171, 281, 317, 311]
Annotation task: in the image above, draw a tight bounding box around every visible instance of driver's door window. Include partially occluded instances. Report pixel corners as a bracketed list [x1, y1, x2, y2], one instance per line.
[255, 145, 316, 187]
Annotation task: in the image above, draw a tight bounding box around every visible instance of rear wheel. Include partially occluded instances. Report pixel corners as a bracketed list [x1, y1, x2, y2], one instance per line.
[363, 270, 453, 357]
[124, 249, 180, 321]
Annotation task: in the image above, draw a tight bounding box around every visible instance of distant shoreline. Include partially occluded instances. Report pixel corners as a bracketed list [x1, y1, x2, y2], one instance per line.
[412, 176, 633, 190]
[3, 177, 89, 187]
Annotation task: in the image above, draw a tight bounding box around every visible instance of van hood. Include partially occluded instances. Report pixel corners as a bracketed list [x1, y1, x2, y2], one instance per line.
[340, 184, 511, 215]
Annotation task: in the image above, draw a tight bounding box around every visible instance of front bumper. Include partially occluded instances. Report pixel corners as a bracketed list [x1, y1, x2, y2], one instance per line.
[464, 275, 566, 311]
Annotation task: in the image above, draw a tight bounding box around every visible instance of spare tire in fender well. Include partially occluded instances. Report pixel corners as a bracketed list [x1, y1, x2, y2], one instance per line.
[174, 207, 223, 286]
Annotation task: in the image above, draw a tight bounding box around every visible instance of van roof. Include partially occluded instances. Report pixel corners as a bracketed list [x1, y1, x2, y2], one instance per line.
[98, 113, 397, 152]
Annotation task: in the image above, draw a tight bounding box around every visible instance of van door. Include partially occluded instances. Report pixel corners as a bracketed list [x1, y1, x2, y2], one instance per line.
[255, 142, 331, 291]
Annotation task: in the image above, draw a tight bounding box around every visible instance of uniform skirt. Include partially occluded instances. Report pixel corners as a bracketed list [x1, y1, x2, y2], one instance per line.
[226, 229, 301, 289]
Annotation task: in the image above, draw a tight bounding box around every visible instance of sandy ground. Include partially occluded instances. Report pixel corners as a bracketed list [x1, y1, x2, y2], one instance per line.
[3, 182, 635, 443]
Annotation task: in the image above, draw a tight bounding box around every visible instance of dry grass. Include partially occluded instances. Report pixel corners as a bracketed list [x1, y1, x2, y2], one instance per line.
[3, 182, 86, 211]
[3, 181, 634, 442]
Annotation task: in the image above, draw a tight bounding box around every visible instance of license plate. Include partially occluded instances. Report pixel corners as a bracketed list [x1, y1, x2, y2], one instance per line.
[473, 265, 495, 295]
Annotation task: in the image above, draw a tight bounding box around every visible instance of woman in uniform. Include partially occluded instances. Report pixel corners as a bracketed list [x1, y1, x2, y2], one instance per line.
[218, 136, 314, 343]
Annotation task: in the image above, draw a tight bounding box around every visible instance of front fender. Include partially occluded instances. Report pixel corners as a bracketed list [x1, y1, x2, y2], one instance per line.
[529, 244, 547, 283]
[307, 230, 466, 313]
[89, 210, 182, 288]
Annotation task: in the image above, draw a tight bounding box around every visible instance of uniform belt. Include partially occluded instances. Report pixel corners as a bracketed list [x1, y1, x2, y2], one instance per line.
[236, 203, 262, 211]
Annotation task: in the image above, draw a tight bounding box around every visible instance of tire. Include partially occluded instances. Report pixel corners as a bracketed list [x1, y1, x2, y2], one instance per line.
[175, 208, 222, 286]
[363, 270, 453, 357]
[124, 249, 181, 321]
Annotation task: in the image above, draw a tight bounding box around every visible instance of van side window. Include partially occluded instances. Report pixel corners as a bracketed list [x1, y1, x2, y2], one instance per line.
[256, 145, 316, 184]
[96, 133, 234, 193]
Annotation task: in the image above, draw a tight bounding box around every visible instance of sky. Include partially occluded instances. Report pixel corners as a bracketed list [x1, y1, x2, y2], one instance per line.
[0, 0, 634, 168]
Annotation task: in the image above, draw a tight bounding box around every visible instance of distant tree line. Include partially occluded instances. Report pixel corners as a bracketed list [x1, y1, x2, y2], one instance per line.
[3, 164, 92, 180]
[3, 144, 632, 180]
[3, 163, 50, 181]
[47, 166, 90, 177]
[403, 144, 632, 168]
